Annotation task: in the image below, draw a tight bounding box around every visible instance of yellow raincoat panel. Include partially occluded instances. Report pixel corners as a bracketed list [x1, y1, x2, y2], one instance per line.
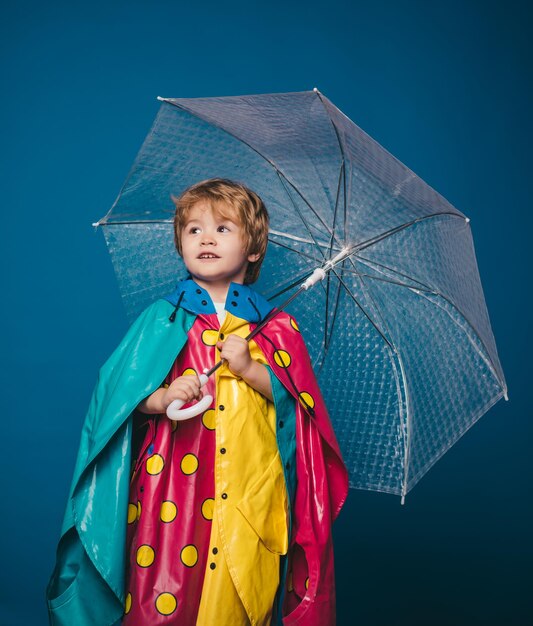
[196, 312, 289, 626]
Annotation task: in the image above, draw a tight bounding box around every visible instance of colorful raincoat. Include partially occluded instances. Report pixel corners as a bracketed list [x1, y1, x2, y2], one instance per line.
[46, 280, 348, 626]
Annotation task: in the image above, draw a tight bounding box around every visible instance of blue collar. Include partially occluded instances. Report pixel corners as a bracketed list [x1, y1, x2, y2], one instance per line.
[163, 279, 274, 323]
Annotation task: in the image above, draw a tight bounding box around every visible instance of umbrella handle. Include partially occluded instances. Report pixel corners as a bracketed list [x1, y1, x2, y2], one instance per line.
[166, 374, 212, 421]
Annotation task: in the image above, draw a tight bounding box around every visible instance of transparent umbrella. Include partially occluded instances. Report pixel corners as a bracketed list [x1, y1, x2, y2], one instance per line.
[93, 89, 507, 502]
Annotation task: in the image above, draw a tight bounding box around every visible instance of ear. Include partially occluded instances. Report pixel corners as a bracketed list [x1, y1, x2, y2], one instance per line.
[247, 252, 261, 263]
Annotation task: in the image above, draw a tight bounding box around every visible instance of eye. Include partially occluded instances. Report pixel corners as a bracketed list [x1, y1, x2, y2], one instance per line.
[217, 225, 230, 233]
[188, 226, 201, 234]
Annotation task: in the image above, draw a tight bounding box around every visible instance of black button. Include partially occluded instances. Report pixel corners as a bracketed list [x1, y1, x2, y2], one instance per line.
[221, 492, 228, 499]
[220, 448, 226, 454]
[233, 290, 239, 296]
[231, 301, 237, 307]
[212, 547, 218, 554]
[210, 562, 216, 570]
[201, 300, 207, 306]
[196, 288, 202, 294]
[285, 461, 290, 470]
[219, 333, 224, 340]
[278, 420, 284, 428]
[219, 405, 225, 411]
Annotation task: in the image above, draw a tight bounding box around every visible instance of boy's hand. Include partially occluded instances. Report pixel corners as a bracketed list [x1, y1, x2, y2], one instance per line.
[161, 375, 202, 409]
[216, 335, 253, 377]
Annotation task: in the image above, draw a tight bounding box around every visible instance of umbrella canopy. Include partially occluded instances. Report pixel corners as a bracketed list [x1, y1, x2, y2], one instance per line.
[94, 89, 507, 500]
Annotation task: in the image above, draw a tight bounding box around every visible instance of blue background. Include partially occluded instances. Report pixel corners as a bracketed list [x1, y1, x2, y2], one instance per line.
[2, 1, 531, 624]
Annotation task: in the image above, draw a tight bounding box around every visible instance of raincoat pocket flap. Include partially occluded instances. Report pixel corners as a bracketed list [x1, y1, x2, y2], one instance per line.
[236, 456, 289, 555]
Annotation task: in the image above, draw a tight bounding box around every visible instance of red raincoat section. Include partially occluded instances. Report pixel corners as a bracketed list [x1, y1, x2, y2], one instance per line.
[123, 314, 219, 624]
[252, 311, 349, 626]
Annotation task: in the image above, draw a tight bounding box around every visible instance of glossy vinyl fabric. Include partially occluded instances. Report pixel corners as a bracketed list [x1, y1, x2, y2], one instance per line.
[123, 312, 289, 625]
[47, 281, 348, 626]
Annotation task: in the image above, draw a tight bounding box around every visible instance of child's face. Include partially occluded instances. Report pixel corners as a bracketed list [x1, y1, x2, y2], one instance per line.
[180, 200, 260, 297]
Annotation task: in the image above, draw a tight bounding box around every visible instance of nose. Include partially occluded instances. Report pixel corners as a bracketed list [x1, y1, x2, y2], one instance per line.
[200, 232, 216, 245]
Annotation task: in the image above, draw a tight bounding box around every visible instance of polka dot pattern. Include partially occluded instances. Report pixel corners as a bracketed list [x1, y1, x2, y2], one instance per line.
[298, 391, 315, 410]
[155, 592, 177, 616]
[136, 544, 155, 568]
[202, 408, 216, 430]
[180, 544, 198, 567]
[181, 453, 199, 475]
[201, 329, 219, 346]
[273, 349, 292, 368]
[160, 500, 177, 523]
[146, 453, 165, 475]
[125, 313, 281, 623]
[201, 498, 214, 521]
[124, 592, 132, 614]
[182, 367, 197, 377]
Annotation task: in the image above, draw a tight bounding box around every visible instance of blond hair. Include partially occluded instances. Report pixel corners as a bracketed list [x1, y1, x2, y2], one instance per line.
[171, 178, 269, 284]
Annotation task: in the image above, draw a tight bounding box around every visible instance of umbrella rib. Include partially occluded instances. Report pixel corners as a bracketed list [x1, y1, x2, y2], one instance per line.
[159, 98, 339, 242]
[327, 160, 345, 265]
[275, 171, 329, 263]
[269, 230, 342, 251]
[355, 257, 507, 391]
[355, 254, 436, 291]
[351, 257, 506, 393]
[94, 218, 174, 226]
[352, 212, 466, 254]
[343, 256, 398, 354]
[342, 254, 413, 499]
[267, 238, 323, 264]
[263, 271, 315, 300]
[342, 257, 506, 487]
[327, 267, 394, 351]
[339, 266, 436, 294]
[321, 259, 345, 364]
[314, 89, 349, 244]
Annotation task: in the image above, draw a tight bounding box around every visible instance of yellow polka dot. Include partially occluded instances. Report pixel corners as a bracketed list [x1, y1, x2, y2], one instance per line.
[305, 576, 309, 590]
[127, 503, 137, 524]
[202, 408, 216, 430]
[136, 544, 155, 568]
[155, 592, 177, 616]
[169, 417, 178, 432]
[160, 500, 178, 523]
[180, 544, 198, 567]
[202, 329, 219, 346]
[273, 349, 292, 368]
[298, 391, 315, 410]
[201, 498, 214, 521]
[124, 592, 132, 614]
[137, 500, 141, 520]
[181, 453, 199, 475]
[162, 382, 169, 389]
[146, 453, 165, 475]
[182, 367, 197, 377]
[290, 317, 300, 332]
[287, 570, 294, 592]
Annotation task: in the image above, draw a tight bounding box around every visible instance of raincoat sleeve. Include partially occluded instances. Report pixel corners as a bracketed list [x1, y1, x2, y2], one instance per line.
[46, 301, 195, 626]
[254, 312, 349, 626]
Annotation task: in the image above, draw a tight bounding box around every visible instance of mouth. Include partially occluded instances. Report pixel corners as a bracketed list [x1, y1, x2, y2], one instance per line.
[197, 253, 220, 259]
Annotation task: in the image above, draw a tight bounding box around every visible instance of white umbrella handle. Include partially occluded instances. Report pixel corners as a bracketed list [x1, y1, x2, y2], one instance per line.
[166, 374, 212, 421]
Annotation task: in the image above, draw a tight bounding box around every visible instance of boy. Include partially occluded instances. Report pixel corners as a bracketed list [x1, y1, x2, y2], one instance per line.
[47, 179, 348, 626]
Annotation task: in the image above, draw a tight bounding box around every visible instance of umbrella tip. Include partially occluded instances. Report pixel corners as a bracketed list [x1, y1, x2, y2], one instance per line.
[92, 221, 100, 228]
[504, 390, 509, 401]
[465, 216, 470, 223]
[313, 87, 319, 93]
